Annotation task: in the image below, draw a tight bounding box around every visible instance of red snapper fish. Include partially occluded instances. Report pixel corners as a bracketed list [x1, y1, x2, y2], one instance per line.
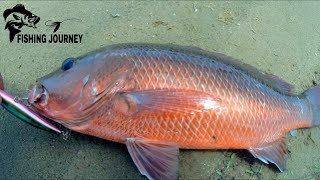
[28, 44, 320, 179]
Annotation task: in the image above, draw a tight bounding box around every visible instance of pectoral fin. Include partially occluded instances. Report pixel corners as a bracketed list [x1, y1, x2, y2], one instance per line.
[249, 138, 287, 172]
[126, 138, 179, 180]
[116, 90, 223, 116]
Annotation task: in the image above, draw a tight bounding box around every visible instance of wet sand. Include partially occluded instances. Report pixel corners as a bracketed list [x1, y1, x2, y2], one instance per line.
[0, 1, 319, 179]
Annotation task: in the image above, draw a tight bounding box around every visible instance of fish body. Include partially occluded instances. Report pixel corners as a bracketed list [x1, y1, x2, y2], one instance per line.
[28, 44, 320, 179]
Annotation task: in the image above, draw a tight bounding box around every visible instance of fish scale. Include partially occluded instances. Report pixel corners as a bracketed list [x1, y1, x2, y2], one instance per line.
[29, 44, 320, 178]
[109, 47, 307, 149]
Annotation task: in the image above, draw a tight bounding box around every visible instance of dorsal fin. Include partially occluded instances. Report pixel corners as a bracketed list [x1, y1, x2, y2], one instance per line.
[165, 44, 295, 95]
[98, 43, 295, 95]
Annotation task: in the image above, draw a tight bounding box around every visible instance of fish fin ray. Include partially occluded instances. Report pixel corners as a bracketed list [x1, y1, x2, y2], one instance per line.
[116, 90, 223, 115]
[178, 45, 295, 95]
[114, 43, 295, 95]
[209, 52, 295, 95]
[78, 43, 295, 95]
[304, 85, 320, 126]
[264, 74, 295, 95]
[126, 138, 179, 180]
[249, 138, 287, 172]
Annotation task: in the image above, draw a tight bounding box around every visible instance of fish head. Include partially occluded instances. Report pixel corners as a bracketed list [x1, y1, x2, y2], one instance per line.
[28, 52, 131, 127]
[28, 58, 88, 121]
[23, 13, 40, 28]
[9, 12, 40, 28]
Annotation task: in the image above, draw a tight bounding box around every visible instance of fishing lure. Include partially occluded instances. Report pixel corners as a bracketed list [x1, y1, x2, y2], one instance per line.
[0, 73, 62, 133]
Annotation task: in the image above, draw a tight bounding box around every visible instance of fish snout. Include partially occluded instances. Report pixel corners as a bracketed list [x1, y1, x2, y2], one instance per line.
[32, 16, 40, 27]
[28, 16, 40, 28]
[34, 16, 40, 23]
[28, 83, 48, 106]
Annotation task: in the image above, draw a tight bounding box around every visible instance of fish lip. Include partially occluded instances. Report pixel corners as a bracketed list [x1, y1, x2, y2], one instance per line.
[28, 83, 49, 106]
[32, 16, 40, 27]
[27, 16, 39, 28]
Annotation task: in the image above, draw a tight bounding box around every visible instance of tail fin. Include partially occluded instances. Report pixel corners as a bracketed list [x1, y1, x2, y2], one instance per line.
[8, 28, 20, 42]
[304, 86, 320, 126]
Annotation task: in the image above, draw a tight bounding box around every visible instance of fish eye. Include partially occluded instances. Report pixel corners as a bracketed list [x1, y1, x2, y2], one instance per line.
[61, 58, 74, 71]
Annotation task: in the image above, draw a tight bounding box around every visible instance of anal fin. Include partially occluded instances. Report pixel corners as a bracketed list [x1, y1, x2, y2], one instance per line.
[126, 138, 179, 180]
[249, 138, 287, 172]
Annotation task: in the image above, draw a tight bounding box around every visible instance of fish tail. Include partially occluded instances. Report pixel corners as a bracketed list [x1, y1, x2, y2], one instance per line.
[304, 85, 320, 126]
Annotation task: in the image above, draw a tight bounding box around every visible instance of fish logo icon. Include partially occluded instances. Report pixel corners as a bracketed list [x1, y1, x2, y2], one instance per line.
[3, 4, 40, 42]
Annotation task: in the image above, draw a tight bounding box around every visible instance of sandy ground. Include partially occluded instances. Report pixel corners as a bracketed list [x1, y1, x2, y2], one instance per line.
[0, 1, 320, 179]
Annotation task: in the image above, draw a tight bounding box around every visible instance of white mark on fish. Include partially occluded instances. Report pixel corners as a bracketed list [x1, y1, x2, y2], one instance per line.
[298, 98, 305, 115]
[92, 79, 98, 96]
[201, 99, 220, 110]
[80, 75, 90, 98]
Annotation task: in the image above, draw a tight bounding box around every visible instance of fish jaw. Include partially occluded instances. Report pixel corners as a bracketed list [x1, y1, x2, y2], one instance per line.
[28, 83, 49, 107]
[0, 86, 62, 133]
[27, 82, 72, 122]
[25, 15, 40, 28]
[27, 83, 59, 120]
[30, 16, 40, 27]
[28, 76, 106, 127]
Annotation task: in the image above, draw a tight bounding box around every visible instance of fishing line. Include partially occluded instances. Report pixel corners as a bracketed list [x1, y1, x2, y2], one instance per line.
[45, 18, 82, 33]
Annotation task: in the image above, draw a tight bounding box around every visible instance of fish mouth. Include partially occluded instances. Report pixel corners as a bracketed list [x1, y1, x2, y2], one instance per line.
[29, 16, 40, 28]
[28, 83, 48, 106]
[32, 16, 40, 26]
